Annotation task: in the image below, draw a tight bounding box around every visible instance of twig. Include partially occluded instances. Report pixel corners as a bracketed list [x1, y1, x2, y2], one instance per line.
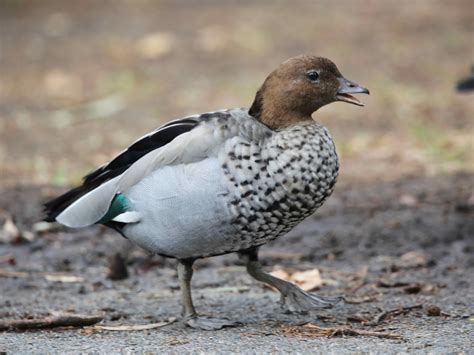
[345, 295, 379, 304]
[0, 268, 84, 283]
[348, 281, 367, 294]
[368, 304, 422, 325]
[0, 314, 104, 331]
[280, 323, 402, 339]
[87, 317, 176, 331]
[0, 254, 15, 265]
[330, 327, 402, 339]
[347, 266, 369, 293]
[0, 269, 28, 278]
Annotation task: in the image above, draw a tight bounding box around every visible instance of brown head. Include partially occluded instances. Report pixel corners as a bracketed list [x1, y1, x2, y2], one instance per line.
[249, 55, 369, 130]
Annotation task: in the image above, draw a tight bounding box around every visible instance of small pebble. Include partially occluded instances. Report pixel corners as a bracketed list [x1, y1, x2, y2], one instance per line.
[426, 305, 441, 316]
[404, 284, 422, 294]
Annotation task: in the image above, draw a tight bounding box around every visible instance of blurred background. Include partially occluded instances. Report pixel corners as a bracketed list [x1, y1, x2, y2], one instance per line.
[1, 0, 473, 188]
[1, 1, 473, 351]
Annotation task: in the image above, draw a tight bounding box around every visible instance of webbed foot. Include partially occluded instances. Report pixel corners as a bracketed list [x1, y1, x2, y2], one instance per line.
[280, 283, 344, 312]
[239, 248, 344, 314]
[185, 315, 241, 330]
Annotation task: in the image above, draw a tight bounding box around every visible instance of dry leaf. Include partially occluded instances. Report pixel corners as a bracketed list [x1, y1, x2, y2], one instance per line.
[269, 267, 290, 281]
[270, 267, 324, 291]
[0, 210, 21, 244]
[399, 251, 428, 268]
[136, 32, 173, 59]
[91, 318, 176, 331]
[399, 194, 418, 207]
[44, 274, 85, 283]
[290, 269, 323, 291]
[43, 69, 83, 100]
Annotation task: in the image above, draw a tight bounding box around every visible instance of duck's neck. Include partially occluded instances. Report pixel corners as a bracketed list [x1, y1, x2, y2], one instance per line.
[249, 88, 313, 130]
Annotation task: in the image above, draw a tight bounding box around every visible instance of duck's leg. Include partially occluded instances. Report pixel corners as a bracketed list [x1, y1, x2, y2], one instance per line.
[239, 248, 344, 313]
[177, 259, 239, 330]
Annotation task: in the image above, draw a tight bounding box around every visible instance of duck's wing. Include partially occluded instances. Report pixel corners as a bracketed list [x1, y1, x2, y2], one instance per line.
[45, 109, 259, 228]
[83, 117, 201, 186]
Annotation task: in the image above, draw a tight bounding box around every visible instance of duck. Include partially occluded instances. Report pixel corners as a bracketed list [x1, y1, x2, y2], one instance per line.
[44, 55, 369, 330]
[456, 65, 474, 92]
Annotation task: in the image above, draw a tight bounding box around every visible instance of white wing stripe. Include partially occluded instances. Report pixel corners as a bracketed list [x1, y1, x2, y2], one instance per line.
[56, 175, 121, 227]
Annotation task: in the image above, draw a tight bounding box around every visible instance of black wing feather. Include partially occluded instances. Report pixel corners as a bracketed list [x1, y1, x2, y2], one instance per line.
[457, 76, 474, 92]
[44, 117, 201, 221]
[83, 119, 199, 184]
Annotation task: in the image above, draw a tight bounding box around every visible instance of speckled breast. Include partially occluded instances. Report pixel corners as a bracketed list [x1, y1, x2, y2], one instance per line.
[220, 122, 339, 251]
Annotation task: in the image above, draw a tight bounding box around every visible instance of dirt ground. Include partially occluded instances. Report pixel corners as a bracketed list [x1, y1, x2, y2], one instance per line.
[0, 174, 473, 352]
[1, 0, 473, 353]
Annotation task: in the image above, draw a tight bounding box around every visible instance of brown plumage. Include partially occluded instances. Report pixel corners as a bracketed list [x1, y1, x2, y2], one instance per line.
[250, 55, 357, 129]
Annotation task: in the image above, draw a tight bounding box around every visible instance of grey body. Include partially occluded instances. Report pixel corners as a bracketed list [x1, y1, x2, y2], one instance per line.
[123, 158, 238, 258]
[122, 109, 339, 259]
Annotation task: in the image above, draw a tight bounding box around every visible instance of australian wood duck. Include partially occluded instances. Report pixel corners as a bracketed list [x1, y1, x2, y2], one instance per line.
[45, 55, 369, 330]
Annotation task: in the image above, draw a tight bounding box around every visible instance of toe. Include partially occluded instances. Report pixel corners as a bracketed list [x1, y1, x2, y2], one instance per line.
[185, 316, 241, 331]
[283, 287, 345, 312]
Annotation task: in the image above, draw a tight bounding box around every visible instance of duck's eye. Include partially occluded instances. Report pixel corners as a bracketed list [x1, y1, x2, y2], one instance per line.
[306, 70, 319, 81]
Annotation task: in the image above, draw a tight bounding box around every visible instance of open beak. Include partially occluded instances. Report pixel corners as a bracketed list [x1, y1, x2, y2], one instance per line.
[336, 78, 370, 106]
